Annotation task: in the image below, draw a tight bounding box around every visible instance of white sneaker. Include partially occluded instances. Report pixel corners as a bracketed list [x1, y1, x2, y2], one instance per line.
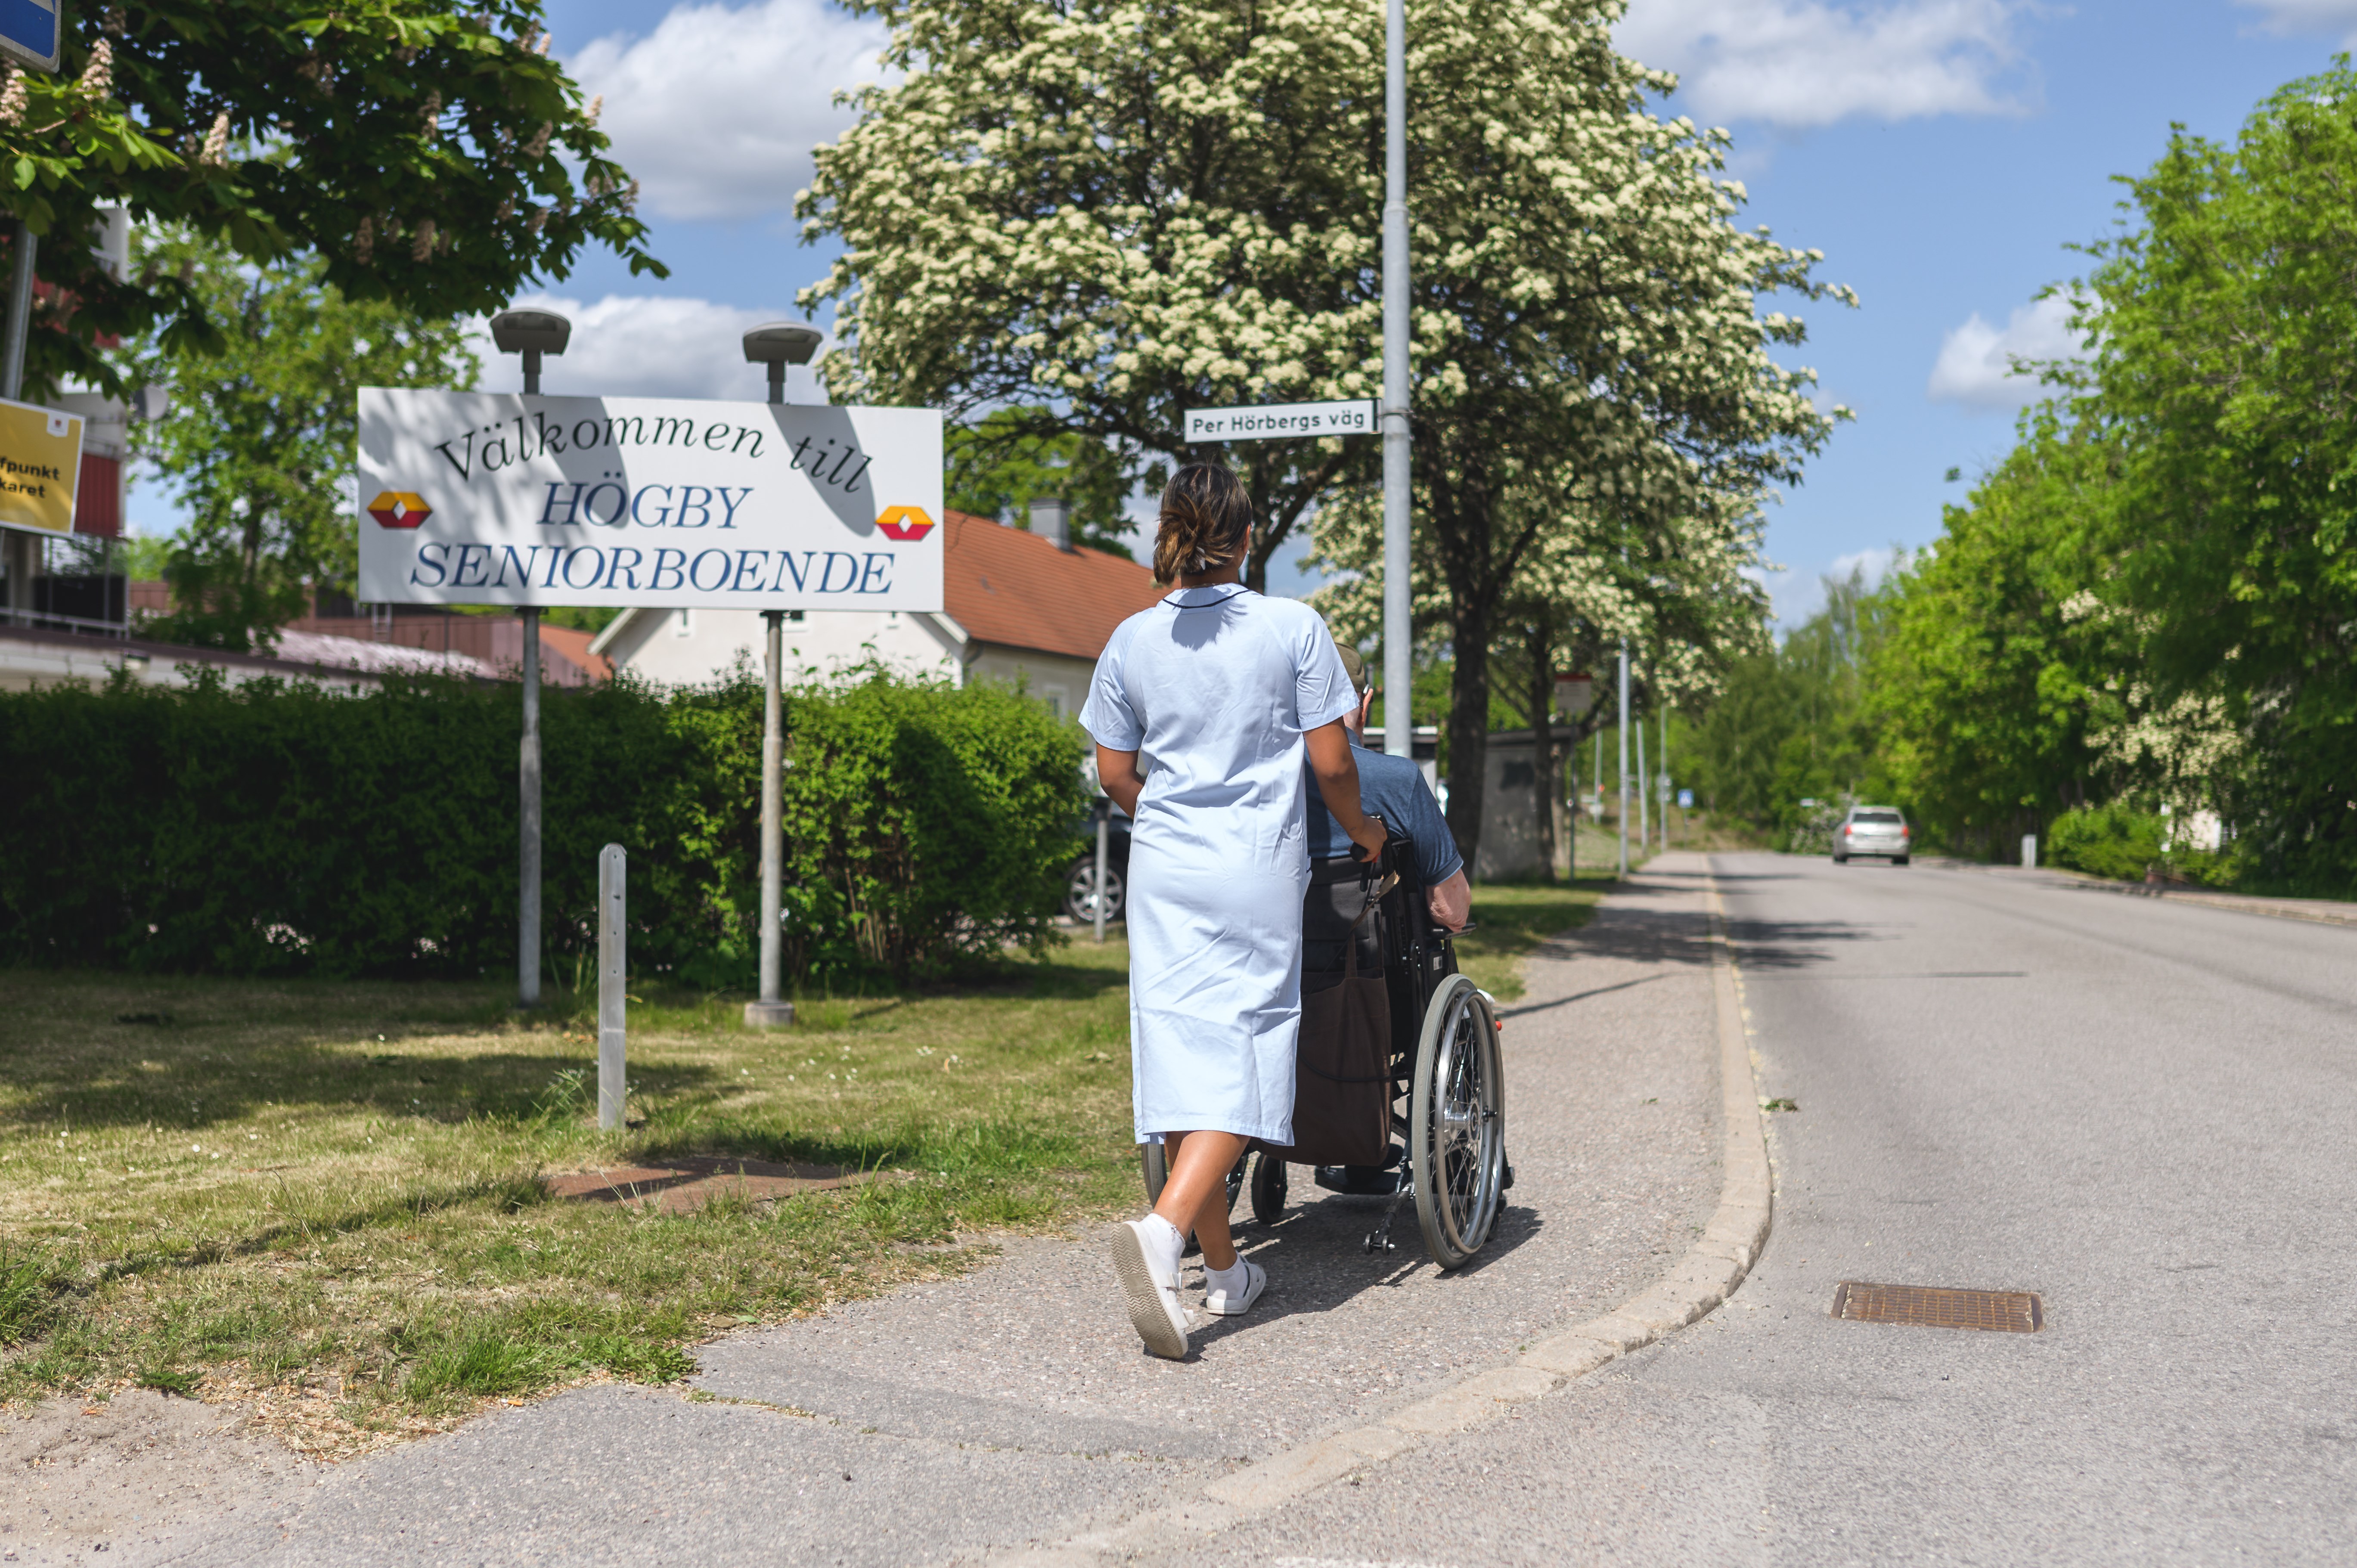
[1111, 1219, 1190, 1359]
[1202, 1257, 1266, 1317]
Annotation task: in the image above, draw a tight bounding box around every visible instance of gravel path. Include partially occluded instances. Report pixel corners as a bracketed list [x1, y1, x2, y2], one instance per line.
[10, 857, 1727, 1567]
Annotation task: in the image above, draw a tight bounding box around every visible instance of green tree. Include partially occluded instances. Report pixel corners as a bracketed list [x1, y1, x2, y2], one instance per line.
[0, 2, 657, 403]
[1869, 418, 2125, 858]
[2064, 62, 2357, 890]
[945, 407, 1134, 558]
[800, 0, 1380, 591]
[126, 230, 478, 649]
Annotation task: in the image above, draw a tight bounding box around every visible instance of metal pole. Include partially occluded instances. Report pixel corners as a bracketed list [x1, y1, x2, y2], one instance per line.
[746, 358, 794, 1030]
[1379, 0, 1411, 759]
[1635, 688, 1649, 854]
[4, 219, 34, 400]
[1093, 800, 1110, 945]
[2, 220, 35, 626]
[518, 607, 541, 1006]
[1616, 641, 1630, 879]
[517, 345, 543, 1008]
[1661, 705, 1671, 853]
[598, 843, 626, 1130]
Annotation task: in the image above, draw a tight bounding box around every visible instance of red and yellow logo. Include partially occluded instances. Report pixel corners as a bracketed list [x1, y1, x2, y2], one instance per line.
[876, 505, 933, 542]
[366, 491, 432, 529]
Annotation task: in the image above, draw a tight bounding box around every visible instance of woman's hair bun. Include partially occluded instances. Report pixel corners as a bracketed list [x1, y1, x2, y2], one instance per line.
[1153, 463, 1253, 586]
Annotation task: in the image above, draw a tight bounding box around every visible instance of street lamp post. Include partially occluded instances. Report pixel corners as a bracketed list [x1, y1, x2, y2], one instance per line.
[1380, 0, 1412, 760]
[1617, 642, 1630, 879]
[488, 307, 571, 1009]
[741, 322, 824, 1030]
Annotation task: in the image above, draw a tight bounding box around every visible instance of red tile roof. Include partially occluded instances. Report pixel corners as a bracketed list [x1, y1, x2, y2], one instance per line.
[942, 508, 1163, 661]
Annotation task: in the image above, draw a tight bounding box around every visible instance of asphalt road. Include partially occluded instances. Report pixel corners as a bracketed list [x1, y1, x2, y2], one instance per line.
[1198, 852, 2357, 1565]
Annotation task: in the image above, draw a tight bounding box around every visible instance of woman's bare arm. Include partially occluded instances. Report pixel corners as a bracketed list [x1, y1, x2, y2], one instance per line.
[1303, 721, 1388, 861]
[1095, 745, 1146, 820]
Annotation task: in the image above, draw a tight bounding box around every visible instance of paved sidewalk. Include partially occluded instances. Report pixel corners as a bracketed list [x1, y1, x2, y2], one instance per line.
[37, 857, 1729, 1568]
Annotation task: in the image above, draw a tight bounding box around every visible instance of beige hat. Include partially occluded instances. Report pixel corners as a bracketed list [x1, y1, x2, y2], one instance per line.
[1332, 638, 1370, 695]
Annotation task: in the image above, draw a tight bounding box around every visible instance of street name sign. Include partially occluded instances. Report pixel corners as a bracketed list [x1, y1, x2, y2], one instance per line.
[0, 394, 83, 536]
[357, 389, 944, 612]
[0, 0, 59, 71]
[1185, 399, 1377, 443]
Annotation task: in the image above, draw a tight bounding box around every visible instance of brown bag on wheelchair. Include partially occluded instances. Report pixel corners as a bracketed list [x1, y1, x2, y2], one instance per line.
[1262, 865, 1393, 1168]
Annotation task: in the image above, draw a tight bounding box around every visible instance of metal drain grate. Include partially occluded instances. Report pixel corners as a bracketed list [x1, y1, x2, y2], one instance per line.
[1831, 1280, 2043, 1332]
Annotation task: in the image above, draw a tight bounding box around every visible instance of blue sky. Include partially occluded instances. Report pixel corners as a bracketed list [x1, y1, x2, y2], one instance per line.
[136, 0, 2357, 620]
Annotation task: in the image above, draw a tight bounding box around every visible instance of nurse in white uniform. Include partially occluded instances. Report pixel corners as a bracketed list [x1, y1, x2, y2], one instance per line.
[1081, 463, 1388, 1359]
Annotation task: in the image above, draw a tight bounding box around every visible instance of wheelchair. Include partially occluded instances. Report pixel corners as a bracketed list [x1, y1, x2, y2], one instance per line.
[1142, 833, 1508, 1269]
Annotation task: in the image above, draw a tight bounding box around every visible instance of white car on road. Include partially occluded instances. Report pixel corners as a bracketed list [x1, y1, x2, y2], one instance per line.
[1833, 805, 1911, 865]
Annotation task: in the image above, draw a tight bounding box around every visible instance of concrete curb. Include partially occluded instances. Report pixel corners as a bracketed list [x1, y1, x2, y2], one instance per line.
[1000, 866, 1773, 1564]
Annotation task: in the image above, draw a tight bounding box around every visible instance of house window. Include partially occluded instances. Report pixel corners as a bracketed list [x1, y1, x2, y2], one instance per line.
[673, 609, 695, 638]
[1041, 686, 1069, 719]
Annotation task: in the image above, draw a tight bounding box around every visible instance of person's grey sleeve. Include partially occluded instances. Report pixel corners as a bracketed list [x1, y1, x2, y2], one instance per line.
[1399, 774, 1464, 886]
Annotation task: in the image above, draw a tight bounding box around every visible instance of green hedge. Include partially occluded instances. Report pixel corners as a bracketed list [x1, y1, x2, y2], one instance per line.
[0, 663, 1085, 987]
[2045, 802, 2236, 887]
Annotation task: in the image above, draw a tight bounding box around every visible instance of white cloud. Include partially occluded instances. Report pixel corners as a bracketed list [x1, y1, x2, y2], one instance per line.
[570, 0, 887, 223]
[1759, 547, 1900, 628]
[2237, 0, 2357, 42]
[1926, 294, 2079, 409]
[468, 294, 830, 402]
[1615, 0, 2028, 127]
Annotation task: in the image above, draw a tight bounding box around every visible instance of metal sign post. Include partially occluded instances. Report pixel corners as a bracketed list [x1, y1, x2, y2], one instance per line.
[1381, 0, 1411, 760]
[598, 843, 627, 1129]
[1616, 643, 1630, 879]
[487, 310, 570, 1008]
[741, 322, 822, 1031]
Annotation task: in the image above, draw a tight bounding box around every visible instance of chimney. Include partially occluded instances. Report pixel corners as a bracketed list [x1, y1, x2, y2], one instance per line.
[1028, 497, 1073, 551]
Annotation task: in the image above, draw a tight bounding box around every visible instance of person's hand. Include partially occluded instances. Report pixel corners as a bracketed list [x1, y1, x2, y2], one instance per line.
[1348, 812, 1388, 863]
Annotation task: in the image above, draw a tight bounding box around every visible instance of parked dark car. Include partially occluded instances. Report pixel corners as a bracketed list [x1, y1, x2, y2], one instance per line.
[1064, 806, 1133, 922]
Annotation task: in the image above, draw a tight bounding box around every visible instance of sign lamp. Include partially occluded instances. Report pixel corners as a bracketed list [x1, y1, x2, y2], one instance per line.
[488, 308, 571, 395]
[742, 322, 824, 405]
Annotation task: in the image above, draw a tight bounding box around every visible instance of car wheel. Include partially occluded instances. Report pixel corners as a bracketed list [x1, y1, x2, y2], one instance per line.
[1832, 855, 1848, 865]
[1065, 856, 1126, 923]
[1893, 855, 1910, 867]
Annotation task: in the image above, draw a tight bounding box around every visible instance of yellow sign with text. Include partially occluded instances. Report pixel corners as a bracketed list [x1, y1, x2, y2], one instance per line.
[0, 396, 82, 536]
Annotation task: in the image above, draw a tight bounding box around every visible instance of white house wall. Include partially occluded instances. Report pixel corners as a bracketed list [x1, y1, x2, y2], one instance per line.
[602, 607, 961, 688]
[965, 645, 1098, 720]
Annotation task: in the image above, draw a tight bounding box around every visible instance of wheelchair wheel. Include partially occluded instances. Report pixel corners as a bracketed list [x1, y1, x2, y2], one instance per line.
[1140, 1143, 1246, 1216]
[1249, 1152, 1288, 1224]
[1410, 973, 1505, 1269]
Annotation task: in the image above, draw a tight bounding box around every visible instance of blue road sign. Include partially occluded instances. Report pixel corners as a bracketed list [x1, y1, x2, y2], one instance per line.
[0, 0, 59, 73]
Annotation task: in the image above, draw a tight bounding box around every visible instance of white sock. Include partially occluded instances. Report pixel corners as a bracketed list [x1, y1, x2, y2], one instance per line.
[1140, 1212, 1185, 1279]
[1204, 1257, 1250, 1298]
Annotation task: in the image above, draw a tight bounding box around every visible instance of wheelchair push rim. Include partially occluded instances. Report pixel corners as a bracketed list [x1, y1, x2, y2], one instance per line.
[1410, 973, 1505, 1268]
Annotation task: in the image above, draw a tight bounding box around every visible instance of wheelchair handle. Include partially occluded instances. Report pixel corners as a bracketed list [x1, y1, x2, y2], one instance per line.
[1348, 813, 1389, 863]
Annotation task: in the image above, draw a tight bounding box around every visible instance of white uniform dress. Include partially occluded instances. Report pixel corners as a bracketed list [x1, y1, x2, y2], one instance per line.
[1079, 586, 1358, 1146]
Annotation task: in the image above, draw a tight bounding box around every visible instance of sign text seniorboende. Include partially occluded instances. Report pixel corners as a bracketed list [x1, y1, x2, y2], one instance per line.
[357, 390, 944, 611]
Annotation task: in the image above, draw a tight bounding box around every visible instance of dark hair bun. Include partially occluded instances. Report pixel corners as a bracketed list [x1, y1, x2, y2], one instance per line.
[1153, 464, 1253, 586]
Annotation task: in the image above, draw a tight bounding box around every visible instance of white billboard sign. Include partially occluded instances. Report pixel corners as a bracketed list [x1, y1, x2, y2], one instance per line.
[1184, 399, 1377, 443]
[356, 390, 943, 611]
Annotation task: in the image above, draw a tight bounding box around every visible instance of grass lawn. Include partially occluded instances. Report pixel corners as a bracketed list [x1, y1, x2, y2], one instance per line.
[0, 881, 1600, 1450]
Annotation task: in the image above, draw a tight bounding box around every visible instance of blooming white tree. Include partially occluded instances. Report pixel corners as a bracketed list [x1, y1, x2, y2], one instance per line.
[802, 0, 1848, 860]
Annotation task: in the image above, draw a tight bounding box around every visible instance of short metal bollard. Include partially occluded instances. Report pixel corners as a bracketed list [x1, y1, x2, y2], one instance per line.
[598, 843, 626, 1130]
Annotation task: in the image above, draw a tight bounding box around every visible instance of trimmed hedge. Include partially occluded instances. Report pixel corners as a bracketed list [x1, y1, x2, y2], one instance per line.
[0, 663, 1085, 986]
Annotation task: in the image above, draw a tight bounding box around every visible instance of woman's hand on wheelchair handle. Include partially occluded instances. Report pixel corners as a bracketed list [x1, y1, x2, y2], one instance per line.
[1347, 812, 1389, 864]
